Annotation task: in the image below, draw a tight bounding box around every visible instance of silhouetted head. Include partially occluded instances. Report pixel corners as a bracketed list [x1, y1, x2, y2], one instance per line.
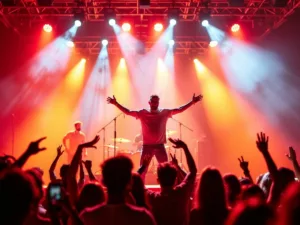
[131, 173, 148, 208]
[278, 167, 295, 190]
[278, 182, 300, 225]
[101, 155, 133, 194]
[59, 164, 70, 179]
[26, 167, 44, 205]
[197, 167, 227, 210]
[149, 95, 160, 111]
[224, 173, 241, 207]
[74, 121, 82, 132]
[241, 185, 266, 202]
[0, 168, 36, 225]
[0, 155, 15, 172]
[226, 201, 274, 225]
[157, 162, 177, 188]
[78, 182, 105, 212]
[239, 177, 252, 186]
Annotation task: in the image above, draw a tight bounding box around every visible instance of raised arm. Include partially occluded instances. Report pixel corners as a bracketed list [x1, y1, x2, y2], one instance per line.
[170, 94, 202, 116]
[238, 156, 253, 183]
[170, 153, 187, 184]
[49, 145, 64, 182]
[67, 135, 100, 205]
[13, 137, 47, 168]
[169, 138, 197, 184]
[107, 95, 139, 117]
[83, 160, 97, 182]
[286, 147, 300, 180]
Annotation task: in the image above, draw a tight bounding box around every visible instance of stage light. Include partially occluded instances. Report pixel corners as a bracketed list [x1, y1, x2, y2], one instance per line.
[170, 19, 177, 26]
[209, 40, 218, 48]
[168, 8, 179, 26]
[81, 58, 86, 63]
[75, 20, 82, 27]
[122, 22, 131, 32]
[202, 20, 209, 27]
[102, 39, 108, 46]
[109, 18, 116, 26]
[66, 40, 75, 48]
[43, 24, 52, 32]
[154, 23, 163, 32]
[231, 23, 240, 32]
[169, 39, 175, 46]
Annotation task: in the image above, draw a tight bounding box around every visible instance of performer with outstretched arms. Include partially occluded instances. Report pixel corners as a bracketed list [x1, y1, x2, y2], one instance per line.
[107, 94, 202, 176]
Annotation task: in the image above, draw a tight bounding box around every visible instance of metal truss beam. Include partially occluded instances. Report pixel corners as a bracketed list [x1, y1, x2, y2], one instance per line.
[1, 0, 299, 54]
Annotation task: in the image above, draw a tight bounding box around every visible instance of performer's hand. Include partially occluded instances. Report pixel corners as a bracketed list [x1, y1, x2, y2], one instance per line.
[56, 145, 64, 157]
[192, 93, 203, 104]
[168, 138, 187, 149]
[107, 95, 117, 105]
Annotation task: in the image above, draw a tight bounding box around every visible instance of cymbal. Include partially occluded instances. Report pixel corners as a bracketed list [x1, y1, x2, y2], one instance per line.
[104, 145, 119, 149]
[111, 138, 131, 143]
[166, 130, 177, 135]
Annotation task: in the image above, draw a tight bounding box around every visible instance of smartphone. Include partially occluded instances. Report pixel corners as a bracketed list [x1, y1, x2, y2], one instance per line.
[48, 182, 63, 204]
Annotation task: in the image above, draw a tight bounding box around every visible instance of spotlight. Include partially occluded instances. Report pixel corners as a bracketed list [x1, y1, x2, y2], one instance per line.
[209, 41, 218, 48]
[75, 20, 82, 27]
[109, 19, 116, 26]
[170, 19, 177, 26]
[169, 39, 175, 46]
[66, 40, 74, 48]
[102, 39, 108, 46]
[43, 24, 52, 33]
[104, 8, 117, 26]
[154, 23, 163, 32]
[122, 22, 131, 32]
[201, 20, 209, 27]
[168, 8, 180, 26]
[231, 23, 240, 32]
[81, 58, 86, 63]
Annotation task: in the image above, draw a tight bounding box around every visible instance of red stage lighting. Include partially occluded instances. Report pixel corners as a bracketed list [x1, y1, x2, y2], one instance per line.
[43, 24, 52, 33]
[122, 22, 131, 32]
[154, 23, 163, 32]
[231, 23, 240, 32]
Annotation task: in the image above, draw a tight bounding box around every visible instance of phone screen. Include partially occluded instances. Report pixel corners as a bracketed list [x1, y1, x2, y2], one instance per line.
[49, 185, 62, 201]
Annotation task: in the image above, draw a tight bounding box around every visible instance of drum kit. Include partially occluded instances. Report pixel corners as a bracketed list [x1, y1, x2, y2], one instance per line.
[102, 130, 177, 171]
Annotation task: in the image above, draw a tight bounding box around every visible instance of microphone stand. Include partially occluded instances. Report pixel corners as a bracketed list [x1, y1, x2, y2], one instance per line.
[97, 113, 124, 159]
[171, 117, 193, 169]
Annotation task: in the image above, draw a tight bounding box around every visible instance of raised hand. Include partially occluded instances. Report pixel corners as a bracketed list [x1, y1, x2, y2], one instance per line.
[79, 135, 100, 149]
[286, 146, 297, 161]
[192, 93, 203, 103]
[238, 156, 249, 171]
[256, 132, 269, 153]
[170, 153, 178, 165]
[26, 137, 47, 155]
[107, 95, 117, 105]
[56, 145, 64, 157]
[141, 154, 152, 167]
[82, 160, 92, 170]
[168, 138, 187, 149]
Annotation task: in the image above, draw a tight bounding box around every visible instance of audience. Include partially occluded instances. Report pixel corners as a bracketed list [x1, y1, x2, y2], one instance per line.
[0, 131, 299, 225]
[190, 167, 229, 225]
[80, 155, 156, 225]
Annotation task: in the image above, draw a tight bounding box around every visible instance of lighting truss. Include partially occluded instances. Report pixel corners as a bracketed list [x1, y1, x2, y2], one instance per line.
[1, 0, 299, 54]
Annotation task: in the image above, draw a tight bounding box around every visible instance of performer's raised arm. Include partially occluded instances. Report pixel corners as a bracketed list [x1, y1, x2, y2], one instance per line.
[171, 93, 203, 116]
[107, 95, 139, 117]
